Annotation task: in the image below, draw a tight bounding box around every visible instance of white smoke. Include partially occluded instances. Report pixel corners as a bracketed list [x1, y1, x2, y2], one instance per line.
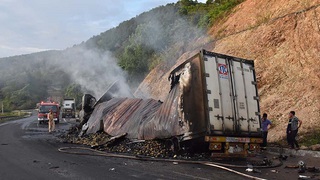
[48, 46, 132, 99]
[132, 6, 206, 60]
[46, 4, 206, 100]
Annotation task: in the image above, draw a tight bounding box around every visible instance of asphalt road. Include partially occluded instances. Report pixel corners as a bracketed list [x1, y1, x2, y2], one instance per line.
[0, 113, 248, 180]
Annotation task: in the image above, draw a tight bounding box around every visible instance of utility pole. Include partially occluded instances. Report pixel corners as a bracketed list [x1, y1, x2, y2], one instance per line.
[1, 101, 3, 114]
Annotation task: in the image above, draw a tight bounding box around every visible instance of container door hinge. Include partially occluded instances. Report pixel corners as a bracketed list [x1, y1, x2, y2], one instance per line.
[215, 115, 224, 120]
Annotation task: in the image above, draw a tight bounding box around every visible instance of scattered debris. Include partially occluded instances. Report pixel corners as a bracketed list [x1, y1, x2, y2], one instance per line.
[285, 165, 298, 168]
[298, 175, 311, 179]
[49, 166, 59, 169]
[271, 170, 279, 173]
[90, 133, 127, 149]
[60, 123, 287, 169]
[78, 123, 88, 137]
[245, 168, 261, 173]
[279, 154, 288, 160]
[253, 168, 262, 173]
[307, 167, 320, 173]
[61, 128, 174, 158]
[285, 165, 320, 173]
[298, 161, 307, 173]
[262, 157, 273, 166]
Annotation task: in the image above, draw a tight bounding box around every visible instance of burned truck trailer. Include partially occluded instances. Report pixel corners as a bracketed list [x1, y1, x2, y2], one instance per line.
[169, 49, 263, 156]
[83, 49, 262, 156]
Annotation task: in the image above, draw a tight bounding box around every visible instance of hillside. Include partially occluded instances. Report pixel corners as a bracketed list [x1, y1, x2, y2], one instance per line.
[135, 0, 320, 142]
[0, 3, 201, 111]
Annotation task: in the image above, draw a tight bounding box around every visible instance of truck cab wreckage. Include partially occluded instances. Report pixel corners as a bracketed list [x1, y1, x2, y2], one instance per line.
[79, 49, 263, 156]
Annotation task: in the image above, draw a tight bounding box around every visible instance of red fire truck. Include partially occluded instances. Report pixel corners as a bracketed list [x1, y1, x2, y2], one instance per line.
[37, 101, 60, 124]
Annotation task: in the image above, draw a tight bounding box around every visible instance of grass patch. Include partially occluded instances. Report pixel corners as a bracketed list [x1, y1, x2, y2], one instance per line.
[255, 12, 272, 26]
[272, 129, 320, 148]
[299, 129, 320, 147]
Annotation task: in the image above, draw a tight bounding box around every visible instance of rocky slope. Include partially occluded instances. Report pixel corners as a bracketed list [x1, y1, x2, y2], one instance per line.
[135, 0, 320, 142]
[209, 0, 320, 142]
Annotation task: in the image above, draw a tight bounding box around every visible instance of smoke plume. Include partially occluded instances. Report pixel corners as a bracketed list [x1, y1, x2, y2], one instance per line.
[48, 46, 132, 99]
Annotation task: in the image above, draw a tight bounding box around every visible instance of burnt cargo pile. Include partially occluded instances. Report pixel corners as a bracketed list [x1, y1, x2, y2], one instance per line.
[61, 127, 210, 160]
[75, 49, 262, 157]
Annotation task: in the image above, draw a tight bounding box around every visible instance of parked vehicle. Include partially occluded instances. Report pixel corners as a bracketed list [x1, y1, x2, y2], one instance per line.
[62, 99, 76, 118]
[38, 101, 60, 124]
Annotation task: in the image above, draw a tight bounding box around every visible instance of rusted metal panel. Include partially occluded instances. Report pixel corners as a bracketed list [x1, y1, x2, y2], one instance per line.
[86, 98, 163, 139]
[85, 100, 120, 134]
[103, 98, 162, 139]
[139, 85, 181, 140]
[168, 53, 208, 140]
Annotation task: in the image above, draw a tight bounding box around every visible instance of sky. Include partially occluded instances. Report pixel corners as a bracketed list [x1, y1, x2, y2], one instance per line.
[0, 0, 206, 58]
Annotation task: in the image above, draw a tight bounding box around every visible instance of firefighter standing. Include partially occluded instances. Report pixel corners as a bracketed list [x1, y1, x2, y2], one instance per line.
[47, 109, 55, 133]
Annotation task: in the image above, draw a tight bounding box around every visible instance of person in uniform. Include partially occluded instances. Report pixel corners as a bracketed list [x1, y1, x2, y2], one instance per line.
[47, 109, 55, 133]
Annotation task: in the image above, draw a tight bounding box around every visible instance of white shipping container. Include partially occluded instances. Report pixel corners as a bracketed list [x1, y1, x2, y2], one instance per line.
[202, 51, 261, 136]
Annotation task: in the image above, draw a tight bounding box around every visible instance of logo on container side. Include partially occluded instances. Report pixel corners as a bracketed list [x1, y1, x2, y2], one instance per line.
[218, 64, 228, 79]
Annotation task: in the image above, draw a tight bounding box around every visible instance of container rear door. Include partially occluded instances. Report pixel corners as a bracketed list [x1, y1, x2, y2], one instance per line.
[203, 51, 260, 136]
[203, 54, 236, 134]
[231, 60, 260, 134]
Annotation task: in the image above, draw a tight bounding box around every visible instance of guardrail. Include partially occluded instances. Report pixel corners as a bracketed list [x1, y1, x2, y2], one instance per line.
[0, 112, 32, 122]
[0, 116, 20, 121]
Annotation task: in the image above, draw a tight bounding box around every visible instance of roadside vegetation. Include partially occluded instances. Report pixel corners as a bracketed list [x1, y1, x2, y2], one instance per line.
[299, 129, 320, 147]
[272, 129, 320, 149]
[179, 0, 245, 28]
[0, 111, 31, 123]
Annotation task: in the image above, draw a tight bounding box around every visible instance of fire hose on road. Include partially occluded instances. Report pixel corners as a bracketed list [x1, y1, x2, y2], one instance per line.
[58, 146, 283, 180]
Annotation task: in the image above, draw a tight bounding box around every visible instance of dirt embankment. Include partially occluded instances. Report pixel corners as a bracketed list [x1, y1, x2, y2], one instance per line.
[209, 0, 320, 141]
[135, 0, 320, 142]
